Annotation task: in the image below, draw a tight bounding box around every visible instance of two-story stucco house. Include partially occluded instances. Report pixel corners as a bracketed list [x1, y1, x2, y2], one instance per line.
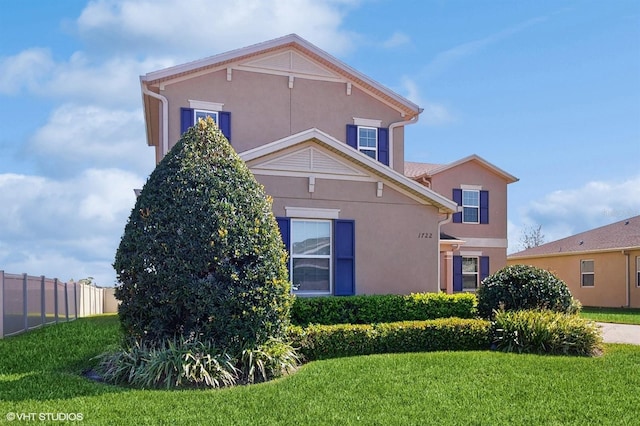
[139, 34, 516, 297]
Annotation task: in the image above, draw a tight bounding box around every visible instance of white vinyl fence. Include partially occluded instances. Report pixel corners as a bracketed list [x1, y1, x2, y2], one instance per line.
[0, 271, 117, 339]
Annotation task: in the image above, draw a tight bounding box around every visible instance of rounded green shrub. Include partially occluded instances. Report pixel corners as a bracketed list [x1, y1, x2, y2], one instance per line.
[114, 117, 292, 352]
[477, 264, 577, 319]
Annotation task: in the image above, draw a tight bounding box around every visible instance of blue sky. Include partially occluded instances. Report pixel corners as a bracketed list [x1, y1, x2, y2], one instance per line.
[1, 0, 638, 286]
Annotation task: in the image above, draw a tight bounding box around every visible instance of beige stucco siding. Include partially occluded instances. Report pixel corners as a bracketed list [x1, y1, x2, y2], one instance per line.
[431, 161, 509, 240]
[160, 69, 407, 171]
[256, 174, 441, 295]
[508, 249, 640, 308]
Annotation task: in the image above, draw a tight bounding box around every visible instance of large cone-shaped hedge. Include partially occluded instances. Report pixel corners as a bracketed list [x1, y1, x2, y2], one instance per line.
[114, 118, 291, 351]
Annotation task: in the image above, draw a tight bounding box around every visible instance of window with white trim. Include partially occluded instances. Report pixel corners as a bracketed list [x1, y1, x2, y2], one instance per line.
[358, 126, 377, 159]
[462, 190, 480, 224]
[462, 257, 479, 291]
[290, 220, 332, 294]
[194, 109, 218, 124]
[636, 256, 640, 287]
[581, 260, 594, 287]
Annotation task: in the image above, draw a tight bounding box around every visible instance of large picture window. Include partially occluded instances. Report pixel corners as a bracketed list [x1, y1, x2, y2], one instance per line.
[291, 220, 332, 294]
[581, 260, 594, 287]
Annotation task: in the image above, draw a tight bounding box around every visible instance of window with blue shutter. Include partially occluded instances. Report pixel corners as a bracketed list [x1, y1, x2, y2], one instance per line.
[453, 255, 463, 292]
[452, 188, 489, 224]
[480, 256, 490, 282]
[480, 190, 489, 224]
[180, 107, 231, 142]
[276, 217, 355, 296]
[345, 124, 389, 166]
[452, 189, 462, 223]
[334, 219, 355, 296]
[276, 217, 290, 250]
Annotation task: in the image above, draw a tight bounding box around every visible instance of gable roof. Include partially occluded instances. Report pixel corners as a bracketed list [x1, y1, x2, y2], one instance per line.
[509, 215, 640, 259]
[405, 154, 518, 183]
[240, 128, 459, 214]
[141, 34, 421, 119]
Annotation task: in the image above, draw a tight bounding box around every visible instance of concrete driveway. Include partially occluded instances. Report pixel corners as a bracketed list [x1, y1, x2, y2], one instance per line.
[598, 323, 640, 345]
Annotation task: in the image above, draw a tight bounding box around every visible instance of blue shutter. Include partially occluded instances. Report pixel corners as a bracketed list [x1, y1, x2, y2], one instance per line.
[480, 256, 490, 282]
[453, 255, 463, 292]
[275, 217, 290, 252]
[452, 189, 462, 223]
[180, 108, 194, 134]
[219, 111, 231, 142]
[378, 127, 389, 166]
[480, 190, 489, 224]
[346, 124, 358, 150]
[334, 219, 355, 296]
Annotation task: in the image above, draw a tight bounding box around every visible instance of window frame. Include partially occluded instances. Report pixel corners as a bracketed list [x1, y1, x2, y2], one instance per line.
[462, 256, 479, 291]
[462, 189, 480, 224]
[289, 219, 333, 296]
[194, 109, 218, 124]
[636, 256, 640, 287]
[581, 259, 595, 287]
[357, 126, 378, 160]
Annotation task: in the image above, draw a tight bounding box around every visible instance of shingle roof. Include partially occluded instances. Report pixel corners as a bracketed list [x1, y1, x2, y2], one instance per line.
[404, 161, 442, 178]
[509, 215, 640, 258]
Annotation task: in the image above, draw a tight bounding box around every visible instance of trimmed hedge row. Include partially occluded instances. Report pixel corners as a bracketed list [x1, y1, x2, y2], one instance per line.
[291, 293, 477, 326]
[288, 318, 492, 360]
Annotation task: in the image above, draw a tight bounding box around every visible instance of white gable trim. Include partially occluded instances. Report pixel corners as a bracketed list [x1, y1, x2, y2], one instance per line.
[240, 128, 458, 213]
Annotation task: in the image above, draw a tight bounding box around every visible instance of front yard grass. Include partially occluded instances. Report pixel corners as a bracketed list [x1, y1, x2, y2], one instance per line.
[1, 315, 639, 425]
[580, 307, 640, 325]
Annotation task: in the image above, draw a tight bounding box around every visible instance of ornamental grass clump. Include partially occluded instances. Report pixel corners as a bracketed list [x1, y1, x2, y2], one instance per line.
[492, 309, 603, 356]
[105, 117, 297, 388]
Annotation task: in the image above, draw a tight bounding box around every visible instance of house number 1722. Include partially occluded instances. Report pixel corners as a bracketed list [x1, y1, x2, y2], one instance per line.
[418, 232, 433, 239]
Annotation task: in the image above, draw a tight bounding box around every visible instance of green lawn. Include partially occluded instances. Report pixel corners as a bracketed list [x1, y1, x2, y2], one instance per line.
[580, 307, 640, 325]
[1, 315, 639, 425]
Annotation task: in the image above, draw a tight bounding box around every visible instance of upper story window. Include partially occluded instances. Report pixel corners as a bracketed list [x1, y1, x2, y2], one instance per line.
[358, 126, 377, 159]
[194, 109, 218, 124]
[346, 122, 389, 166]
[181, 104, 231, 142]
[452, 188, 489, 224]
[462, 190, 480, 223]
[581, 260, 594, 287]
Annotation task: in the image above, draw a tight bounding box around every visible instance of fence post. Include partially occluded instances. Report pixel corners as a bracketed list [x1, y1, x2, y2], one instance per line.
[73, 281, 78, 320]
[64, 281, 69, 322]
[0, 270, 4, 339]
[40, 275, 45, 326]
[54, 278, 59, 324]
[23, 273, 28, 333]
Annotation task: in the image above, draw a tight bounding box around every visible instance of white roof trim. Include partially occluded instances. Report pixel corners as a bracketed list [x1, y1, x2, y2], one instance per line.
[240, 128, 458, 213]
[141, 34, 420, 116]
[429, 154, 519, 183]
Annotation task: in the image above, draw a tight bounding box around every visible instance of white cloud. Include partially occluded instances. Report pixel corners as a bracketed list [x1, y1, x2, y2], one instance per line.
[511, 175, 640, 252]
[28, 103, 155, 175]
[424, 16, 547, 78]
[0, 169, 144, 286]
[0, 48, 55, 95]
[382, 32, 411, 48]
[400, 76, 453, 126]
[76, 0, 359, 58]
